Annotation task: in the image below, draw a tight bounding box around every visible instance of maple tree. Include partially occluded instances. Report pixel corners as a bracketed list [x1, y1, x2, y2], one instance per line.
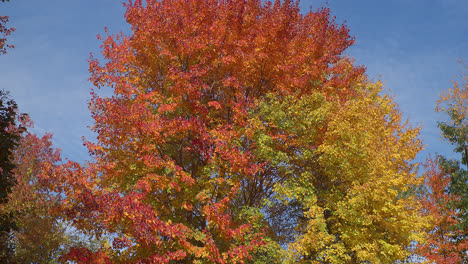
[40, 0, 431, 263]
[418, 157, 468, 263]
[419, 65, 468, 262]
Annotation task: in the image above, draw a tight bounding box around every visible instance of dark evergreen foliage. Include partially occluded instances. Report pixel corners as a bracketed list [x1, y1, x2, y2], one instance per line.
[0, 90, 26, 263]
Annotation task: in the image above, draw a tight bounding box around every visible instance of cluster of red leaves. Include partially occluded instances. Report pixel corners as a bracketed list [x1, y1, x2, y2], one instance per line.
[0, 15, 14, 55]
[419, 158, 468, 263]
[60, 247, 111, 264]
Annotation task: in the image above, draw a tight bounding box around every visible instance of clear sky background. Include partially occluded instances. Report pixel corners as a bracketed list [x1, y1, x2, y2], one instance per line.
[1, 0, 467, 166]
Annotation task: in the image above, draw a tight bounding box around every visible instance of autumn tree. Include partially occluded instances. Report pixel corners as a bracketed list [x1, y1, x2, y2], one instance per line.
[252, 79, 427, 263]
[46, 0, 430, 263]
[1, 123, 111, 264]
[0, 114, 104, 263]
[420, 64, 468, 262]
[0, 2, 19, 261]
[418, 157, 468, 263]
[436, 65, 468, 226]
[0, 91, 27, 263]
[2, 129, 72, 264]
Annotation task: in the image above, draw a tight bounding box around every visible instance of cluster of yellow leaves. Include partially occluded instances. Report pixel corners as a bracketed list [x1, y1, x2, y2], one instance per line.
[255, 80, 430, 263]
[316, 82, 427, 262]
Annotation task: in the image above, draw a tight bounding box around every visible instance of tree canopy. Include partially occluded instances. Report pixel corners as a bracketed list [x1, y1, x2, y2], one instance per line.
[31, 0, 431, 263]
[5, 0, 460, 263]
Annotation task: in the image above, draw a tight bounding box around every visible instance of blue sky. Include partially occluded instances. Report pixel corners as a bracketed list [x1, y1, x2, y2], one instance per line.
[0, 0, 467, 165]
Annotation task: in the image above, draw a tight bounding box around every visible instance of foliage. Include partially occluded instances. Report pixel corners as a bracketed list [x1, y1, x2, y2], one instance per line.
[436, 65, 468, 159]
[38, 0, 430, 263]
[0, 91, 27, 263]
[2, 130, 67, 264]
[0, 121, 111, 263]
[0, 3, 18, 262]
[252, 80, 427, 263]
[418, 157, 468, 263]
[0, 0, 14, 55]
[422, 64, 468, 262]
[0, 15, 14, 55]
[436, 65, 468, 227]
